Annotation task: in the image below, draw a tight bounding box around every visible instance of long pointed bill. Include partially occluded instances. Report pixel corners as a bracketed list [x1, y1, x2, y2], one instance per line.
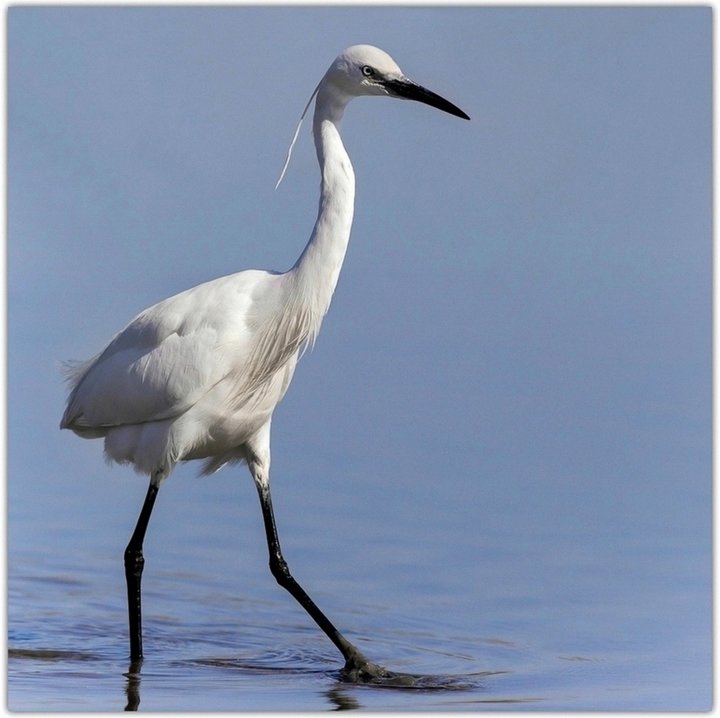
[384, 77, 470, 120]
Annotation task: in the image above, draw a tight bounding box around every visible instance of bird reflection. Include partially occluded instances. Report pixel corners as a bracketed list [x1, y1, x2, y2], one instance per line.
[123, 659, 142, 711]
[326, 685, 361, 710]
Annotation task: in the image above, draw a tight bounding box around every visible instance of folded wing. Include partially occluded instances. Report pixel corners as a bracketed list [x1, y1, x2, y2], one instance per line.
[61, 271, 280, 434]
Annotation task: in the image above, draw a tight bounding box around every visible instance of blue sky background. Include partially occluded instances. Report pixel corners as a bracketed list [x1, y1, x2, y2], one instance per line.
[7, 7, 711, 697]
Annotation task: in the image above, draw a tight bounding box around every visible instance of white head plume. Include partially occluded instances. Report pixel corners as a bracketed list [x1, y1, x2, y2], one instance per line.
[274, 80, 321, 190]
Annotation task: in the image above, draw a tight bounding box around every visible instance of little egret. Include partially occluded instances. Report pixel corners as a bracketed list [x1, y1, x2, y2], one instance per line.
[61, 44, 469, 683]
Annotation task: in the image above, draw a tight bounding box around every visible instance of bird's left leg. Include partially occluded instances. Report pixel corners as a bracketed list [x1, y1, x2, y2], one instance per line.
[124, 473, 161, 662]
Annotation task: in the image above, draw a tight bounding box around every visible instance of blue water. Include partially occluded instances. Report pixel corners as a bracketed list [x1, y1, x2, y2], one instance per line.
[8, 454, 711, 711]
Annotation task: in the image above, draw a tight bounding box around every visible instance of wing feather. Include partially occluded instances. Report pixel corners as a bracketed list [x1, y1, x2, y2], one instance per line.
[61, 271, 278, 432]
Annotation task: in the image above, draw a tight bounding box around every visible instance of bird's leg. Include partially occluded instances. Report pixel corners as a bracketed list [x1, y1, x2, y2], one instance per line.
[255, 482, 390, 682]
[124, 479, 159, 662]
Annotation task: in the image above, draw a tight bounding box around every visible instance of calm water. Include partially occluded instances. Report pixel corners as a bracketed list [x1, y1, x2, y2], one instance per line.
[8, 456, 710, 711]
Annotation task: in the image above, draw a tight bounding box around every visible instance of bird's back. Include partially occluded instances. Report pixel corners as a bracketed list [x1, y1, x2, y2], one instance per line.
[61, 268, 303, 475]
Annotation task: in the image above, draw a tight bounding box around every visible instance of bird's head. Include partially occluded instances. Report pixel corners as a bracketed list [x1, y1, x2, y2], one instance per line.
[275, 44, 469, 189]
[323, 44, 469, 120]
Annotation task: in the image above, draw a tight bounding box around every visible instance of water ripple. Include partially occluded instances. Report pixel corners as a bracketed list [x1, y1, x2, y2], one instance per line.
[8, 648, 100, 663]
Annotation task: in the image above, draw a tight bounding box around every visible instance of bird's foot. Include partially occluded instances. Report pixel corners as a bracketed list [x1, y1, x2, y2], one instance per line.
[340, 650, 416, 687]
[340, 648, 478, 689]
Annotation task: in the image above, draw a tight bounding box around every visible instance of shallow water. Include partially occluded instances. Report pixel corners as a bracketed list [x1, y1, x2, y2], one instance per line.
[8, 462, 711, 711]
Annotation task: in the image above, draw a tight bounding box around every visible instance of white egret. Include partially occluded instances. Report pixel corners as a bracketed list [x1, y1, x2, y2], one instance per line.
[61, 44, 469, 683]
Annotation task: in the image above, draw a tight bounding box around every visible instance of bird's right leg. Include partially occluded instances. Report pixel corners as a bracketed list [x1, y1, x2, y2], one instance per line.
[256, 487, 427, 686]
[255, 479, 393, 681]
[124, 476, 160, 662]
[246, 428, 394, 682]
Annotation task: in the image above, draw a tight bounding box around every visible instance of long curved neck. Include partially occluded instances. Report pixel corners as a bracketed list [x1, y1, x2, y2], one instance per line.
[289, 88, 355, 329]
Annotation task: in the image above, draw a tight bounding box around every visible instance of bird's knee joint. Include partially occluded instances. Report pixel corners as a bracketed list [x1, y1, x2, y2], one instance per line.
[269, 555, 291, 584]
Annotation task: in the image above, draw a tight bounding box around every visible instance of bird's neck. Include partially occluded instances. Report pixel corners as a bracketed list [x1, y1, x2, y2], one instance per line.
[288, 94, 355, 339]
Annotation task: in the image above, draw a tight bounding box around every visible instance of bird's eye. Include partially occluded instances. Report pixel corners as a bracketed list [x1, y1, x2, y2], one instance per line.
[361, 65, 375, 77]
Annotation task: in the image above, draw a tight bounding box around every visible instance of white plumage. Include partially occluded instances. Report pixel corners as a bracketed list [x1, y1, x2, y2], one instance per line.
[61, 44, 468, 679]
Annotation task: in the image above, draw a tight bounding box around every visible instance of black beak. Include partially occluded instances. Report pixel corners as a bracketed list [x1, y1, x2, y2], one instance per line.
[384, 77, 470, 120]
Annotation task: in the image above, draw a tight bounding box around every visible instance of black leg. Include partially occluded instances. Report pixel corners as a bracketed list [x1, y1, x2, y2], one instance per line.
[256, 483, 389, 681]
[124, 481, 159, 662]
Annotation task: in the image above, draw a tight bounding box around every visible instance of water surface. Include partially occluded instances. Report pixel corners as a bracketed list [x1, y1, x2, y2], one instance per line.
[8, 464, 711, 711]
